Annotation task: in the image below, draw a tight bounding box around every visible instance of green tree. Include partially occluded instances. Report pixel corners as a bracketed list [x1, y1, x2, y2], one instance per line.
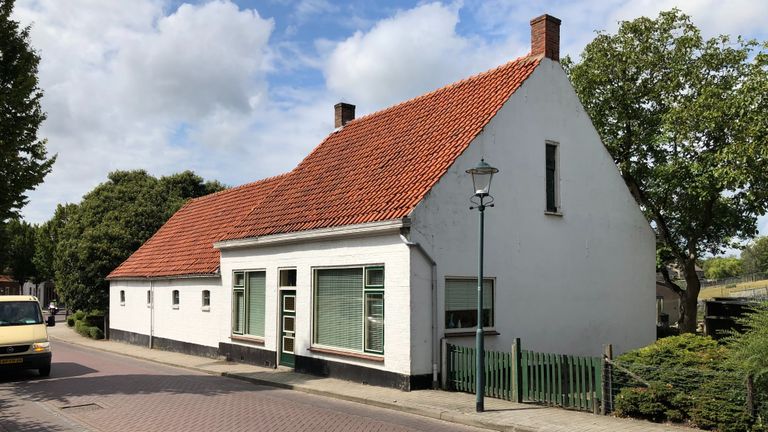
[742, 236, 768, 275]
[3, 218, 37, 286]
[53, 170, 225, 311]
[563, 10, 768, 332]
[33, 203, 76, 282]
[702, 257, 743, 280]
[0, 0, 55, 223]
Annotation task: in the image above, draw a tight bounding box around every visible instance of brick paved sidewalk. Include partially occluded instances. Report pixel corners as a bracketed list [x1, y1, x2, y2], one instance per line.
[49, 325, 696, 432]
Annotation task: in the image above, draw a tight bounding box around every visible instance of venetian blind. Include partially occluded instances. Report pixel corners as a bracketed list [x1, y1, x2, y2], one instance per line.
[315, 268, 363, 350]
[445, 278, 493, 311]
[247, 271, 266, 337]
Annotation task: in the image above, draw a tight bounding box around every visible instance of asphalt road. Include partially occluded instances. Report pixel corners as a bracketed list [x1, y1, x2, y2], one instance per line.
[0, 339, 485, 432]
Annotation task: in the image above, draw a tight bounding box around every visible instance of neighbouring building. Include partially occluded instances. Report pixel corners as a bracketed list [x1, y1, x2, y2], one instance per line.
[0, 275, 20, 296]
[108, 15, 655, 390]
[21, 281, 56, 308]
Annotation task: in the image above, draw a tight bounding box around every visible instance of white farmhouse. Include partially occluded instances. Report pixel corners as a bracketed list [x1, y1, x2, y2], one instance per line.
[108, 15, 655, 391]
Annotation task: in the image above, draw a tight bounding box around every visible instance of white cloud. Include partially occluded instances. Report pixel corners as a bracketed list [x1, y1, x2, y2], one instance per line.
[324, 2, 525, 109]
[14, 0, 279, 223]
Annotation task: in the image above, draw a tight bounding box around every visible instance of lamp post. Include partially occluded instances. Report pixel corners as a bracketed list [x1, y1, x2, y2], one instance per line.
[466, 159, 498, 413]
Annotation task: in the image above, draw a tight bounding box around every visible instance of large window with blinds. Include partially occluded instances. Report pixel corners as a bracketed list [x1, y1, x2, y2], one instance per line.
[445, 278, 494, 330]
[232, 270, 266, 338]
[313, 266, 384, 355]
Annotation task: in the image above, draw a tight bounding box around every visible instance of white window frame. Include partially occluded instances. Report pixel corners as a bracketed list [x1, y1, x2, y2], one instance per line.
[172, 289, 180, 309]
[444, 276, 496, 334]
[120, 290, 125, 306]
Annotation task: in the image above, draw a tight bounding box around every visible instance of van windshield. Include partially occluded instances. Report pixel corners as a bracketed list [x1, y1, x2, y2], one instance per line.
[0, 301, 43, 326]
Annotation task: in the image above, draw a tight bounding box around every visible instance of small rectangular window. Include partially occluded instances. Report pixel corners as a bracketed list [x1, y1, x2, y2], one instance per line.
[147, 290, 152, 307]
[120, 290, 125, 306]
[546, 142, 559, 213]
[202, 290, 210, 311]
[234, 272, 245, 287]
[172, 290, 180, 309]
[365, 267, 384, 288]
[445, 278, 494, 330]
[279, 269, 297, 287]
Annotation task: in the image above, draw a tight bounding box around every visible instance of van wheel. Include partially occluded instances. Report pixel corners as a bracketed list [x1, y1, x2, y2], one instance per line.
[39, 365, 51, 377]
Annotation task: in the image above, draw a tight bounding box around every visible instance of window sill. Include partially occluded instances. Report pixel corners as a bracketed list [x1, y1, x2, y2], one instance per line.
[309, 346, 384, 362]
[120, 302, 125, 307]
[444, 330, 500, 338]
[231, 335, 265, 345]
[172, 305, 179, 310]
[201, 306, 210, 312]
[544, 211, 563, 217]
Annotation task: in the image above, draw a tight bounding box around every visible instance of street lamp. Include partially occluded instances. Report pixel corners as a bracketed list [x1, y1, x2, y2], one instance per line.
[466, 158, 498, 413]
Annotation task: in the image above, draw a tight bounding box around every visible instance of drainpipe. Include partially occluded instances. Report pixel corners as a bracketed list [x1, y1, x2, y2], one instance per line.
[149, 280, 154, 349]
[402, 236, 439, 389]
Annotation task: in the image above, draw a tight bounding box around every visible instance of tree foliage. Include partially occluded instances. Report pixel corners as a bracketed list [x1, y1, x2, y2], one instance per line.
[742, 236, 768, 275]
[2, 218, 36, 285]
[53, 170, 225, 311]
[563, 9, 768, 332]
[702, 257, 742, 280]
[0, 0, 55, 224]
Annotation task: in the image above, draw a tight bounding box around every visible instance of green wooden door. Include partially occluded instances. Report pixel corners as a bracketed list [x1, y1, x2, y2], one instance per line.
[279, 290, 296, 367]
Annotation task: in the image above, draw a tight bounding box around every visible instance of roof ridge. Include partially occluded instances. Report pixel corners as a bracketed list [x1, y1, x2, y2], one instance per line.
[343, 54, 538, 127]
[189, 172, 289, 203]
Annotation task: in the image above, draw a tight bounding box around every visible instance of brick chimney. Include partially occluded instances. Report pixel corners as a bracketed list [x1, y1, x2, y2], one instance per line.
[530, 14, 561, 61]
[334, 102, 355, 128]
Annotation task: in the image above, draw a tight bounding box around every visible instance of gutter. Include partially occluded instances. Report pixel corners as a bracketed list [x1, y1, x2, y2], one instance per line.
[214, 218, 410, 250]
[108, 273, 221, 282]
[401, 235, 440, 390]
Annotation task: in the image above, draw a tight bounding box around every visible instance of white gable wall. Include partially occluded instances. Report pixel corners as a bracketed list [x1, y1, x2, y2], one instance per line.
[409, 58, 655, 369]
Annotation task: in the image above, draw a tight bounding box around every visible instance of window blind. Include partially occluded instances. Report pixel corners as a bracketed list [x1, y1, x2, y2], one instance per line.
[445, 279, 493, 311]
[315, 268, 363, 350]
[365, 293, 384, 353]
[247, 271, 265, 337]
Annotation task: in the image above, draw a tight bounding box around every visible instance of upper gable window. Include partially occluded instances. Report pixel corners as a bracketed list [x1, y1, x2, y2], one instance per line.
[545, 142, 560, 213]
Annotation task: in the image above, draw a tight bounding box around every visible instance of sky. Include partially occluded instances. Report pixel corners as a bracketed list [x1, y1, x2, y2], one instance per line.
[11, 0, 768, 240]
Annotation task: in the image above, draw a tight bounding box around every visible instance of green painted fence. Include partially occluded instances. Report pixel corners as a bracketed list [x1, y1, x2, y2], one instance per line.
[446, 340, 603, 413]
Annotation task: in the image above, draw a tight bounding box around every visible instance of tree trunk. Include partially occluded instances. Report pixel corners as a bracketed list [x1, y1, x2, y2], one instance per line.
[678, 260, 701, 333]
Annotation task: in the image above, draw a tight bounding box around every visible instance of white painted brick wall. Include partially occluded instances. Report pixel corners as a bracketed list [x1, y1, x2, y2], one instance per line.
[220, 233, 413, 375]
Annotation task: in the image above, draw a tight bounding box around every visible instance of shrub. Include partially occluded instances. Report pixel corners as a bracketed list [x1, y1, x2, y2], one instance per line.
[614, 334, 751, 430]
[690, 375, 751, 432]
[74, 319, 89, 336]
[67, 316, 75, 327]
[614, 384, 675, 422]
[88, 327, 104, 340]
[73, 310, 86, 321]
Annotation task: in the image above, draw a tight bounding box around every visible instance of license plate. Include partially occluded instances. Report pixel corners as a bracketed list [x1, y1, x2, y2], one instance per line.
[0, 358, 23, 365]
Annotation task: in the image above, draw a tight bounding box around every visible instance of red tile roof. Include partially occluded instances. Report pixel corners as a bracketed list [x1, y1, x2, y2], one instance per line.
[223, 55, 540, 240]
[0, 275, 16, 283]
[107, 175, 284, 279]
[110, 55, 540, 278]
